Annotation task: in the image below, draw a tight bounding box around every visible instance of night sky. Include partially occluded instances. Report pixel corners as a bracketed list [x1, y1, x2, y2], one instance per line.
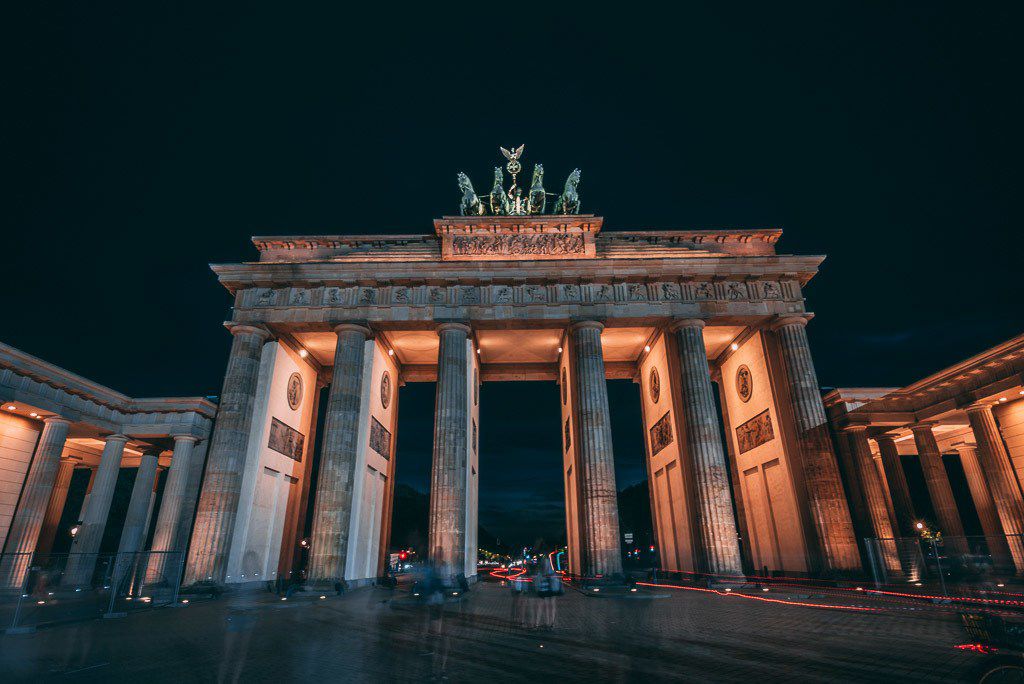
[5, 5, 1021, 546]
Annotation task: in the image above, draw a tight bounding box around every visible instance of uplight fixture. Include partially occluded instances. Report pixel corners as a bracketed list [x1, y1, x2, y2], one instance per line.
[4, 405, 15, 411]
[731, 342, 739, 351]
[298, 349, 308, 359]
[644, 345, 651, 353]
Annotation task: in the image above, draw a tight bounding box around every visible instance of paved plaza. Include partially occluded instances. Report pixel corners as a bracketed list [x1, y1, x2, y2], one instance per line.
[0, 579, 986, 682]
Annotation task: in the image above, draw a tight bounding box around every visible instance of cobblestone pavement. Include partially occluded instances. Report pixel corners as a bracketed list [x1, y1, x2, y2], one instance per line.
[0, 580, 988, 682]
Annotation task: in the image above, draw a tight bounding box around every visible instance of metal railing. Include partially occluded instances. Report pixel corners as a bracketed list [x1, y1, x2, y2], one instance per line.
[1, 550, 184, 634]
[864, 534, 1024, 595]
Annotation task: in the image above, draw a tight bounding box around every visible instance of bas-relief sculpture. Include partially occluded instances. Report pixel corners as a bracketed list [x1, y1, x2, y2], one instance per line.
[736, 409, 774, 454]
[450, 233, 585, 257]
[369, 417, 391, 459]
[268, 417, 305, 461]
[287, 372, 303, 410]
[650, 411, 674, 457]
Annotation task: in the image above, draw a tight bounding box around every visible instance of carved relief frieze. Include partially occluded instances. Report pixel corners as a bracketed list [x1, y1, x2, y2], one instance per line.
[761, 281, 782, 300]
[289, 289, 309, 306]
[523, 284, 547, 303]
[491, 285, 513, 304]
[693, 282, 714, 301]
[725, 282, 747, 301]
[650, 411, 674, 456]
[357, 287, 377, 305]
[457, 286, 480, 305]
[561, 284, 581, 302]
[392, 286, 411, 304]
[626, 283, 648, 301]
[427, 287, 447, 305]
[591, 283, 615, 302]
[324, 287, 344, 306]
[660, 282, 682, 301]
[449, 233, 585, 258]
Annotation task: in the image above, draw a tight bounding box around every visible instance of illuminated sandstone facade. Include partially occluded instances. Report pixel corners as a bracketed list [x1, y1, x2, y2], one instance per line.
[0, 343, 213, 589]
[826, 334, 1024, 577]
[185, 215, 861, 584]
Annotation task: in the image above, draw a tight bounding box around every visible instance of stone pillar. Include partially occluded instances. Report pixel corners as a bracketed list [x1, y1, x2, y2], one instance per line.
[35, 458, 76, 556]
[966, 404, 1024, 573]
[115, 449, 160, 559]
[876, 435, 918, 537]
[569, 321, 623, 578]
[426, 323, 471, 579]
[846, 427, 901, 572]
[146, 436, 199, 583]
[184, 324, 271, 586]
[308, 323, 372, 583]
[175, 439, 208, 556]
[0, 417, 71, 589]
[671, 319, 743, 575]
[955, 444, 1015, 568]
[63, 433, 128, 587]
[911, 424, 967, 550]
[770, 316, 860, 573]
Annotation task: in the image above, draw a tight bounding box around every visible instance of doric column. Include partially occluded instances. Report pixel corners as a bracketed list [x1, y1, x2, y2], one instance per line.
[308, 323, 372, 583]
[0, 417, 71, 589]
[966, 404, 1024, 573]
[183, 324, 271, 585]
[876, 435, 918, 537]
[955, 444, 1015, 567]
[426, 323, 471, 579]
[569, 321, 623, 578]
[63, 433, 128, 586]
[115, 449, 161, 558]
[670, 319, 743, 575]
[910, 423, 966, 547]
[146, 436, 199, 583]
[175, 439, 208, 555]
[770, 316, 859, 573]
[36, 458, 76, 556]
[845, 427, 900, 572]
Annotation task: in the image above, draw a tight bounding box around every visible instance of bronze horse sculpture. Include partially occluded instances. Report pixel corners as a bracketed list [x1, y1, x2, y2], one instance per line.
[489, 167, 510, 215]
[554, 168, 581, 214]
[457, 172, 484, 216]
[528, 164, 545, 214]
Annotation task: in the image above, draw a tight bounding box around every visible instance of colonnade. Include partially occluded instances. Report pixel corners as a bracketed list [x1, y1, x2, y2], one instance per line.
[1, 423, 205, 590]
[839, 404, 1024, 575]
[183, 313, 862, 585]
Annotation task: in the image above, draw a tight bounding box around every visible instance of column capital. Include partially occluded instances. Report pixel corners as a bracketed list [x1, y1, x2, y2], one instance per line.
[225, 323, 272, 341]
[842, 424, 870, 433]
[952, 443, 978, 453]
[333, 322, 373, 337]
[568, 320, 604, 333]
[42, 416, 72, 427]
[104, 433, 130, 443]
[769, 314, 811, 331]
[172, 434, 201, 445]
[668, 318, 706, 332]
[435, 322, 472, 336]
[875, 433, 899, 445]
[910, 422, 938, 433]
[965, 402, 996, 416]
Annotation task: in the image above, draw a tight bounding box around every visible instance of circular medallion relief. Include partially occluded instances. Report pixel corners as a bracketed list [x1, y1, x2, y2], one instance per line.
[649, 367, 661, 404]
[286, 372, 303, 410]
[561, 368, 568, 405]
[380, 371, 392, 409]
[736, 365, 753, 403]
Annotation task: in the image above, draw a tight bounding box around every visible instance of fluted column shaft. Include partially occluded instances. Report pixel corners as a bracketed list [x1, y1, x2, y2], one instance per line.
[846, 428, 900, 572]
[956, 445, 1015, 566]
[184, 324, 270, 585]
[427, 323, 471, 578]
[672, 319, 743, 575]
[175, 439, 208, 555]
[967, 404, 1024, 572]
[877, 435, 918, 537]
[772, 317, 859, 573]
[911, 424, 966, 543]
[64, 433, 128, 586]
[570, 321, 623, 578]
[0, 417, 71, 588]
[146, 436, 199, 582]
[116, 451, 160, 558]
[309, 323, 372, 582]
[36, 458, 76, 556]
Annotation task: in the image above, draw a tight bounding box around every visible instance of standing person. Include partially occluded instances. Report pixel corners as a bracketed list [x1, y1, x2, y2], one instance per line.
[534, 553, 560, 630]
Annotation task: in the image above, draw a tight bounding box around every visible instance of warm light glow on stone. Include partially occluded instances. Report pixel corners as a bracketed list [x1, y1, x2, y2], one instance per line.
[298, 348, 308, 359]
[644, 345, 651, 353]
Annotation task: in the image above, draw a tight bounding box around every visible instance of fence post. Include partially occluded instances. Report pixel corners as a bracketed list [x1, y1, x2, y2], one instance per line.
[931, 538, 948, 597]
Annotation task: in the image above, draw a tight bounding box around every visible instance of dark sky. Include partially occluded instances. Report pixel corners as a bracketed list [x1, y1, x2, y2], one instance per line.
[5, 5, 1022, 545]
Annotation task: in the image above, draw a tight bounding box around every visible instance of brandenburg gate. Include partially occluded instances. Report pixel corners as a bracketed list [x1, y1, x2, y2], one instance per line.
[183, 152, 861, 588]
